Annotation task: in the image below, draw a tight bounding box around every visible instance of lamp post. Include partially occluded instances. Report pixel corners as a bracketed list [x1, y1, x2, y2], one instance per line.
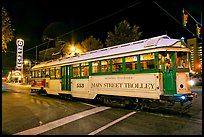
[24, 59, 31, 84]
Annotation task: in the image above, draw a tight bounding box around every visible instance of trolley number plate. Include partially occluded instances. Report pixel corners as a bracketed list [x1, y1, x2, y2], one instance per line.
[77, 83, 84, 88]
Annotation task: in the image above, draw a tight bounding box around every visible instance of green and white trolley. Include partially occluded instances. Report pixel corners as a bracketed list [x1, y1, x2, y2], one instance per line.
[31, 35, 197, 110]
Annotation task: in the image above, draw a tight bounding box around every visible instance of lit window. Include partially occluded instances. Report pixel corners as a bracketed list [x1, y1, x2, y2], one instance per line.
[73, 64, 80, 77]
[177, 52, 189, 69]
[50, 68, 55, 79]
[101, 59, 110, 72]
[125, 56, 137, 71]
[42, 69, 46, 77]
[140, 53, 155, 70]
[81, 62, 89, 76]
[55, 69, 60, 78]
[112, 57, 123, 72]
[46, 68, 50, 77]
[92, 61, 100, 73]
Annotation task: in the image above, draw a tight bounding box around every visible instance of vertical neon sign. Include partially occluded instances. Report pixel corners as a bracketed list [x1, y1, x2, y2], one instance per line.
[16, 39, 24, 69]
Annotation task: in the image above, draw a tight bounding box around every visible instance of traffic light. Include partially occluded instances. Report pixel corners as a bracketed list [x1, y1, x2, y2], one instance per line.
[182, 9, 188, 26]
[196, 24, 201, 37]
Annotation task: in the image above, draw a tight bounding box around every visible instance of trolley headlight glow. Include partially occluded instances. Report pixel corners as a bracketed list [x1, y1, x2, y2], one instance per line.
[180, 96, 186, 100]
[188, 80, 195, 86]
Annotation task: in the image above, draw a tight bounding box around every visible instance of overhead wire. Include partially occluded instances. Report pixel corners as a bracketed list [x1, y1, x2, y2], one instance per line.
[4, 1, 143, 70]
[185, 9, 202, 27]
[6, 1, 202, 69]
[153, 1, 202, 40]
[22, 1, 143, 53]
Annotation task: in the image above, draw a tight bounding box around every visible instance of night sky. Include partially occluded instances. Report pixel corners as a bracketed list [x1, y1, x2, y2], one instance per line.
[2, 0, 202, 76]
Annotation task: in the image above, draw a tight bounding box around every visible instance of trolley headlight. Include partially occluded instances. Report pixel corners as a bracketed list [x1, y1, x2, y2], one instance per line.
[180, 96, 186, 100]
[188, 80, 195, 86]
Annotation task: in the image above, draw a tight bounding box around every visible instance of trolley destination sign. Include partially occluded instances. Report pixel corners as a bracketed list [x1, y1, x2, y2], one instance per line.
[91, 82, 155, 90]
[88, 74, 158, 91]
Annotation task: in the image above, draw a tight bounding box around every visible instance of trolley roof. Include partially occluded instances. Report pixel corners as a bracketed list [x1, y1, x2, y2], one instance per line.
[32, 35, 187, 69]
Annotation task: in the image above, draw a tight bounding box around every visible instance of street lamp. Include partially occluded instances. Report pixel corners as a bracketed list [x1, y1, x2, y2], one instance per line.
[70, 46, 76, 52]
[23, 59, 31, 84]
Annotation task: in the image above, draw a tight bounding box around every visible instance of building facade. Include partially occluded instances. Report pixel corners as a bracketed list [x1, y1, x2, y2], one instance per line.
[187, 38, 202, 74]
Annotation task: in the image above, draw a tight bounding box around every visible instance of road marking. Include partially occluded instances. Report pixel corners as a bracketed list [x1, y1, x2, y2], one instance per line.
[80, 102, 98, 108]
[14, 106, 111, 135]
[88, 111, 136, 135]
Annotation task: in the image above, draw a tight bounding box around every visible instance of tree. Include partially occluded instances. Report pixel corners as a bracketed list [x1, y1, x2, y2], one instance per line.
[105, 20, 142, 47]
[81, 35, 103, 52]
[39, 48, 58, 61]
[2, 6, 14, 52]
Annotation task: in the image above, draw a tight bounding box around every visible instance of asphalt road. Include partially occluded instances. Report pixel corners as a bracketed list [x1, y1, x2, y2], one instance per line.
[2, 83, 202, 135]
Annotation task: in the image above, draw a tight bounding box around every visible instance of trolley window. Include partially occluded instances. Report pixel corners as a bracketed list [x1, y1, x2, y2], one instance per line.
[50, 68, 55, 79]
[42, 69, 46, 77]
[177, 52, 189, 69]
[125, 55, 138, 71]
[55, 68, 60, 78]
[112, 57, 123, 72]
[35, 70, 38, 78]
[73, 64, 80, 77]
[101, 59, 111, 72]
[38, 70, 42, 78]
[92, 61, 100, 73]
[158, 52, 173, 70]
[140, 53, 155, 70]
[46, 68, 50, 77]
[32, 71, 35, 78]
[81, 62, 89, 76]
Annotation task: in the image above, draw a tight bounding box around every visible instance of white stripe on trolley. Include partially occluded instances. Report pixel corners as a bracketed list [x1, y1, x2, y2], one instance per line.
[14, 106, 111, 135]
[88, 111, 136, 135]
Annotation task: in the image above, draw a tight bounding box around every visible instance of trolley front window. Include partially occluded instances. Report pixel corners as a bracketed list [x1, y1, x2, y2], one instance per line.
[158, 52, 173, 70]
[177, 52, 189, 69]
